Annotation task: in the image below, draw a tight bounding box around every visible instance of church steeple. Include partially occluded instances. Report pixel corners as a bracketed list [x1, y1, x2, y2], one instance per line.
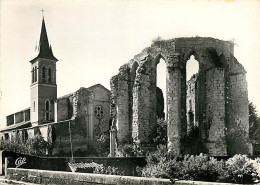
[30, 18, 58, 63]
[30, 17, 58, 126]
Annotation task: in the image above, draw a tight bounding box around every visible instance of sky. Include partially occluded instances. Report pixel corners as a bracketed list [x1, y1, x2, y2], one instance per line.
[0, 0, 260, 129]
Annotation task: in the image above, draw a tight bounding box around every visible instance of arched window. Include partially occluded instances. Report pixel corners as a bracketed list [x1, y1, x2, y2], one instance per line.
[45, 100, 50, 111]
[45, 99, 50, 121]
[156, 58, 167, 119]
[48, 67, 52, 83]
[34, 67, 37, 82]
[32, 67, 35, 83]
[42, 66, 46, 82]
[186, 55, 199, 132]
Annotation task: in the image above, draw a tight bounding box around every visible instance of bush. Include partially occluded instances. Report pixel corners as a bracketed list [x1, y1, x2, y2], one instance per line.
[251, 157, 260, 181]
[140, 147, 260, 184]
[94, 164, 124, 175]
[178, 154, 225, 182]
[218, 154, 259, 183]
[116, 143, 144, 157]
[87, 133, 110, 157]
[145, 145, 177, 164]
[141, 158, 179, 179]
[0, 134, 49, 156]
[141, 145, 181, 179]
[153, 118, 167, 145]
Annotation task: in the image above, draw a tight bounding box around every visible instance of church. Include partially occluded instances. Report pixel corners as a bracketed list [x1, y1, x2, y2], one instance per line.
[0, 18, 111, 156]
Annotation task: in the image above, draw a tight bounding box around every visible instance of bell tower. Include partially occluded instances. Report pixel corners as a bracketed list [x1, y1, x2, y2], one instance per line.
[30, 18, 58, 126]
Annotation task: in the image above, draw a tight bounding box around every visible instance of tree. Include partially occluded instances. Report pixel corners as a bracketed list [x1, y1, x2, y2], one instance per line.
[249, 102, 260, 155]
[249, 102, 260, 140]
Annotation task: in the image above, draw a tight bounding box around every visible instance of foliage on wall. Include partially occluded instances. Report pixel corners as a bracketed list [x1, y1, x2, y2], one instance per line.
[0, 134, 50, 156]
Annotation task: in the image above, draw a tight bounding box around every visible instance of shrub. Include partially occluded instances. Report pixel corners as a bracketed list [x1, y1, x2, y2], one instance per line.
[152, 36, 162, 44]
[251, 157, 260, 181]
[153, 118, 167, 145]
[141, 158, 179, 179]
[140, 147, 260, 184]
[94, 164, 124, 175]
[87, 133, 110, 157]
[141, 146, 223, 181]
[0, 134, 49, 156]
[141, 145, 181, 179]
[116, 143, 144, 157]
[218, 154, 259, 183]
[178, 154, 225, 182]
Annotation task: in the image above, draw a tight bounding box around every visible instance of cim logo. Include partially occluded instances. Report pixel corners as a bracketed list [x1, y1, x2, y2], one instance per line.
[15, 157, 26, 168]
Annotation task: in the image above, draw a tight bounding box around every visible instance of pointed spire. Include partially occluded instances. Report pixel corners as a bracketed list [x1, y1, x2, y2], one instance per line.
[39, 18, 50, 56]
[30, 17, 58, 63]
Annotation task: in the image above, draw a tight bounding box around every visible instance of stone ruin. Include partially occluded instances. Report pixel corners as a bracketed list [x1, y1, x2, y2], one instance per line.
[110, 37, 252, 156]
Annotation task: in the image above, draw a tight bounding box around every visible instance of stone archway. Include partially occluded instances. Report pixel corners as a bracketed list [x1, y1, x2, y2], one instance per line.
[110, 37, 252, 156]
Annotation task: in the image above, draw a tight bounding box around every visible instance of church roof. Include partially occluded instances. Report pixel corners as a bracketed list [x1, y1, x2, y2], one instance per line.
[30, 18, 58, 63]
[86, 84, 110, 93]
[57, 84, 110, 100]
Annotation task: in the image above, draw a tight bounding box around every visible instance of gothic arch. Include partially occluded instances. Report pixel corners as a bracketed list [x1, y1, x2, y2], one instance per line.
[154, 53, 167, 66]
[110, 37, 252, 156]
[130, 61, 139, 81]
[183, 49, 201, 64]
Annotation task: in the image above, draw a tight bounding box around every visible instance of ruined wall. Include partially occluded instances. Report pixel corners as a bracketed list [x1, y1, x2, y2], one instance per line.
[110, 56, 159, 149]
[205, 68, 227, 155]
[52, 85, 111, 156]
[57, 94, 73, 121]
[228, 73, 252, 154]
[87, 85, 110, 144]
[111, 37, 251, 156]
[52, 88, 89, 156]
[51, 120, 87, 156]
[110, 66, 130, 144]
[132, 60, 156, 145]
[166, 66, 183, 153]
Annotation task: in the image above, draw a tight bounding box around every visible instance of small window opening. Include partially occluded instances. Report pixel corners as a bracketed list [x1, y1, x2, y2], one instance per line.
[42, 66, 46, 82]
[32, 67, 35, 83]
[34, 67, 37, 82]
[45, 100, 50, 121]
[48, 68, 52, 83]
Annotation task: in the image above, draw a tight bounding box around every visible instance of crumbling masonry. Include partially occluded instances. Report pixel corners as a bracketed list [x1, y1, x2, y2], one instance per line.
[110, 37, 252, 156]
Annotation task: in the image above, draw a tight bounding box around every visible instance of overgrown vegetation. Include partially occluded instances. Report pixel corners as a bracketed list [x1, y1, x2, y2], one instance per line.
[153, 118, 167, 145]
[94, 164, 124, 175]
[0, 134, 50, 156]
[87, 132, 110, 157]
[115, 142, 144, 157]
[140, 146, 260, 184]
[115, 117, 167, 157]
[249, 101, 260, 155]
